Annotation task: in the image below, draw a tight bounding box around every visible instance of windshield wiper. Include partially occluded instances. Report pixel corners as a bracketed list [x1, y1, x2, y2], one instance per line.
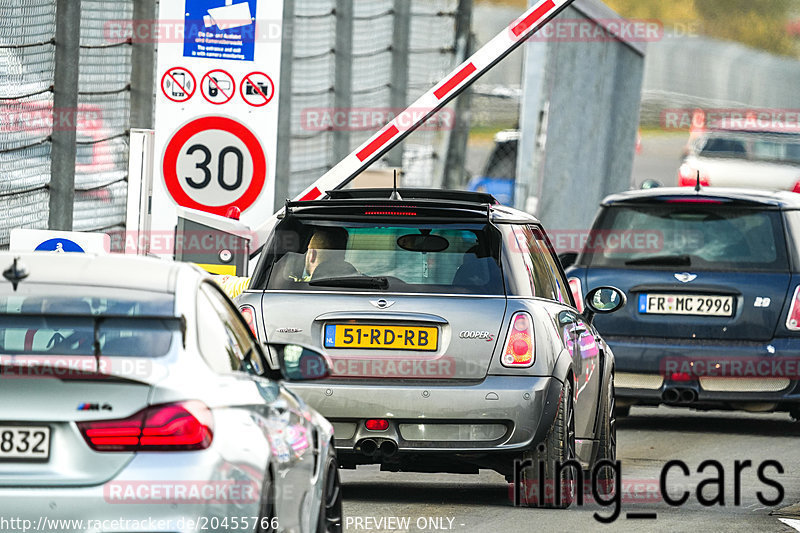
[309, 276, 389, 290]
[625, 254, 692, 267]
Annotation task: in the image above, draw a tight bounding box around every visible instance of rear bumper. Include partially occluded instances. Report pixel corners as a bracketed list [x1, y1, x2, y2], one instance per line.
[286, 375, 562, 455]
[606, 335, 800, 407]
[0, 452, 262, 533]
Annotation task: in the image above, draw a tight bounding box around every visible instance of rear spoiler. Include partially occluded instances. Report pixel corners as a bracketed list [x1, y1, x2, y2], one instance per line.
[282, 198, 494, 222]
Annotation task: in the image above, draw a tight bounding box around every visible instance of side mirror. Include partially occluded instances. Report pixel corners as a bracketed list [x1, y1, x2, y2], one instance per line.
[558, 252, 579, 269]
[584, 286, 626, 325]
[267, 343, 331, 381]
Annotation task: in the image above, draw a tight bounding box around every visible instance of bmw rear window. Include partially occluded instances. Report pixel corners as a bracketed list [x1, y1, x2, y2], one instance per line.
[0, 285, 176, 356]
[582, 204, 789, 272]
[262, 220, 504, 295]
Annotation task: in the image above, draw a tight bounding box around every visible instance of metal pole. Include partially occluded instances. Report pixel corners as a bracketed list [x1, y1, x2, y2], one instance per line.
[333, 0, 354, 163]
[385, 0, 410, 168]
[273, 0, 295, 210]
[515, 0, 550, 212]
[443, 0, 474, 190]
[48, 0, 81, 230]
[130, 0, 157, 129]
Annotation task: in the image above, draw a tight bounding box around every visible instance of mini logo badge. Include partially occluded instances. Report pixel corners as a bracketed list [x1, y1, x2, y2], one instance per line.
[370, 299, 395, 309]
[674, 273, 698, 283]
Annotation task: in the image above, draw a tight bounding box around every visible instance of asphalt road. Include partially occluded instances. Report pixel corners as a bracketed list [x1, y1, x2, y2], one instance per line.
[341, 407, 800, 533]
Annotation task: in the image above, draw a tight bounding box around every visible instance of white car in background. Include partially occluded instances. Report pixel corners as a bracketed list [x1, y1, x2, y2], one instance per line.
[678, 127, 800, 192]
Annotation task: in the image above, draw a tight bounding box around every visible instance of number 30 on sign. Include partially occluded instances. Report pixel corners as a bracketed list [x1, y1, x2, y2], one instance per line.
[162, 116, 266, 216]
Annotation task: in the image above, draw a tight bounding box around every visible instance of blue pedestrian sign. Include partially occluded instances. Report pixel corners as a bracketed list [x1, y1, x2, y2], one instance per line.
[34, 238, 86, 253]
[184, 0, 258, 62]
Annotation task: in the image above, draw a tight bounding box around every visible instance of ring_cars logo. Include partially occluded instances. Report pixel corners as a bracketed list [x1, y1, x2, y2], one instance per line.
[459, 331, 495, 342]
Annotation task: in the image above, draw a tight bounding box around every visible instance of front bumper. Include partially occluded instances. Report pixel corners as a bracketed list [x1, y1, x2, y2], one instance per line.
[286, 375, 562, 455]
[606, 335, 800, 407]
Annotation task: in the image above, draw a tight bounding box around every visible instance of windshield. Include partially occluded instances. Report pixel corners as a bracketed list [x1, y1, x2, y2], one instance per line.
[582, 205, 789, 272]
[262, 220, 504, 295]
[0, 285, 176, 356]
[698, 132, 800, 164]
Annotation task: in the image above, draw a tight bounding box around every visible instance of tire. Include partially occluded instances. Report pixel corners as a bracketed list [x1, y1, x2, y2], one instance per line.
[594, 372, 617, 495]
[317, 447, 343, 533]
[256, 471, 276, 533]
[516, 379, 577, 509]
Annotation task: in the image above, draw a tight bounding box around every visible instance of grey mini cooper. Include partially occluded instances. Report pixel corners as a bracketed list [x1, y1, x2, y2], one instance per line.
[237, 189, 625, 507]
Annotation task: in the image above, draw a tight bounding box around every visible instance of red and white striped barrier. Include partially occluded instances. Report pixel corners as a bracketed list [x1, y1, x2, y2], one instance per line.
[252, 0, 575, 241]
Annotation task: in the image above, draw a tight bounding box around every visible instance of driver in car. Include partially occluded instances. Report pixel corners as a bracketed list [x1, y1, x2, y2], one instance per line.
[304, 227, 358, 280]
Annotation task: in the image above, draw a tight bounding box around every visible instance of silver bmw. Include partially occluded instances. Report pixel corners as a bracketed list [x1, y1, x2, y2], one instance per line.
[0, 252, 341, 532]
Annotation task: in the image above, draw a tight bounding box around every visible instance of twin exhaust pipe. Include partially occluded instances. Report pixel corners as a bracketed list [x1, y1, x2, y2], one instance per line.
[662, 388, 698, 404]
[358, 438, 398, 458]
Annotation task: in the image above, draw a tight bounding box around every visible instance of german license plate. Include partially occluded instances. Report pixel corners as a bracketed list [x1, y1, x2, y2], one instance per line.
[324, 325, 438, 351]
[638, 294, 734, 317]
[0, 426, 50, 460]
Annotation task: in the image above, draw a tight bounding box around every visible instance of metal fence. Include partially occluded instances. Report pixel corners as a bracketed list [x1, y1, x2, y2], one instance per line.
[0, 0, 133, 248]
[640, 35, 800, 127]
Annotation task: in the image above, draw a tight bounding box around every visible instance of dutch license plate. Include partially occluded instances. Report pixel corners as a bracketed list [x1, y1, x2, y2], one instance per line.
[0, 426, 50, 461]
[638, 294, 734, 317]
[324, 325, 438, 351]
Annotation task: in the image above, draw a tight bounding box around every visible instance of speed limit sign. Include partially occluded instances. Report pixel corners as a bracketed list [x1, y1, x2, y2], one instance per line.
[162, 116, 266, 216]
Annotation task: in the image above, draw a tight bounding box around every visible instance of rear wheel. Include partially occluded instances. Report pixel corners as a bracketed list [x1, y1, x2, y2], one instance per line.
[317, 447, 343, 533]
[256, 471, 276, 533]
[516, 379, 576, 508]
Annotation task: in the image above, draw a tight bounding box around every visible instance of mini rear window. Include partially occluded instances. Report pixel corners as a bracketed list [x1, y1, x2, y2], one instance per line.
[582, 205, 789, 272]
[261, 220, 505, 295]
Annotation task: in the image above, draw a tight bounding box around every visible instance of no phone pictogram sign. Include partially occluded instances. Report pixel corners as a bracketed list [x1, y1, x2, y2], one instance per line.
[202, 69, 235, 105]
[162, 116, 266, 216]
[161, 67, 196, 103]
[240, 71, 275, 107]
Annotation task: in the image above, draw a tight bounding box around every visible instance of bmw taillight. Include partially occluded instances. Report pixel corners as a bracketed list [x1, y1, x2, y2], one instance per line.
[678, 164, 710, 187]
[501, 312, 534, 368]
[78, 401, 213, 452]
[568, 277, 584, 314]
[787, 286, 800, 331]
[239, 304, 258, 339]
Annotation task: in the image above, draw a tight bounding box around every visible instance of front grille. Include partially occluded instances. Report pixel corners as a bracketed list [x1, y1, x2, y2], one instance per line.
[699, 377, 791, 392]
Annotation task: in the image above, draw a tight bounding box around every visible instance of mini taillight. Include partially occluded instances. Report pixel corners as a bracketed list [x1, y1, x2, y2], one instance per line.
[678, 164, 710, 187]
[502, 312, 534, 368]
[78, 401, 213, 452]
[792, 180, 800, 194]
[239, 305, 258, 339]
[787, 286, 800, 331]
[568, 277, 584, 314]
[365, 419, 389, 431]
